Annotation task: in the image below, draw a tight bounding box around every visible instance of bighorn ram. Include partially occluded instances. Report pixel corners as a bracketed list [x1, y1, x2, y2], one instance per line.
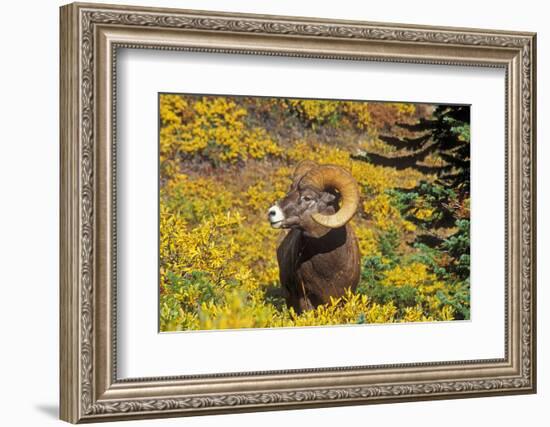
[267, 161, 361, 313]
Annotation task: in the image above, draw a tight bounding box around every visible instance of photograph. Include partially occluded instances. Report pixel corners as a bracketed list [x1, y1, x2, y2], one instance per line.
[159, 94, 471, 332]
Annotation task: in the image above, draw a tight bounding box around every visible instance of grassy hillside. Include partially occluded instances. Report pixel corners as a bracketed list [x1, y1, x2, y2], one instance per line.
[159, 94, 470, 331]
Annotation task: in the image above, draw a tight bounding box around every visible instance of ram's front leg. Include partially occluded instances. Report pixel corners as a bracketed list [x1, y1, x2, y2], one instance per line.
[298, 294, 314, 313]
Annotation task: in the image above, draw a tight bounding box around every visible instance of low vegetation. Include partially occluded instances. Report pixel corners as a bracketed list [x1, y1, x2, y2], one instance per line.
[159, 94, 470, 331]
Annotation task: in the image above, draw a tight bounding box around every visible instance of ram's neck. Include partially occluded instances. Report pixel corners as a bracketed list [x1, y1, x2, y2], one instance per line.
[300, 226, 348, 260]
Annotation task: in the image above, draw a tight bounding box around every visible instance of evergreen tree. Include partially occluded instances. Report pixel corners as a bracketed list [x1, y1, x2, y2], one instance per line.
[355, 105, 471, 319]
[354, 104, 470, 237]
[355, 105, 469, 193]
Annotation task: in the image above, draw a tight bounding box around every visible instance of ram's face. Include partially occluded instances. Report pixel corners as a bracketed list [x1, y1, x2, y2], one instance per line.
[267, 160, 359, 237]
[267, 183, 336, 230]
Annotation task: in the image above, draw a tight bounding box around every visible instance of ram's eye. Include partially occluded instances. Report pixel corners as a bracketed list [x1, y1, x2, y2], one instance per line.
[302, 195, 313, 202]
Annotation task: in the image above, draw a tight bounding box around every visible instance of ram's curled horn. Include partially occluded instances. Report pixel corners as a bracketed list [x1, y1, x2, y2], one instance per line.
[302, 165, 360, 229]
[293, 159, 318, 182]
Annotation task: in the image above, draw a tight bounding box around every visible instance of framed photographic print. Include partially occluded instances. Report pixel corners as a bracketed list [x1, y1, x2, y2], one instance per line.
[59, 2, 537, 423]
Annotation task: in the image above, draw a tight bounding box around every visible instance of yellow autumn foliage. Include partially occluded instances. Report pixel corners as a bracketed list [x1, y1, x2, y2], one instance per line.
[159, 94, 462, 331]
[160, 95, 282, 170]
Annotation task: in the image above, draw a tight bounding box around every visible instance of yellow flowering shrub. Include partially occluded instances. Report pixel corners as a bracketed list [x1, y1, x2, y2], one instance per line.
[394, 102, 416, 116]
[197, 289, 398, 330]
[353, 225, 380, 257]
[162, 173, 236, 223]
[159, 207, 244, 280]
[244, 181, 286, 212]
[344, 103, 371, 128]
[159, 94, 469, 331]
[159, 96, 282, 170]
[288, 99, 340, 126]
[380, 262, 455, 321]
[381, 262, 433, 288]
[288, 290, 397, 326]
[363, 194, 416, 232]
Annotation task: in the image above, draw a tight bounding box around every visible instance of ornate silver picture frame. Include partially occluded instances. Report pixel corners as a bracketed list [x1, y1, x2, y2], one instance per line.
[60, 2, 536, 423]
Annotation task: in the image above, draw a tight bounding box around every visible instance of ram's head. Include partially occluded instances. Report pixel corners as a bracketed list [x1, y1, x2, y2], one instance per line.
[268, 160, 360, 237]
